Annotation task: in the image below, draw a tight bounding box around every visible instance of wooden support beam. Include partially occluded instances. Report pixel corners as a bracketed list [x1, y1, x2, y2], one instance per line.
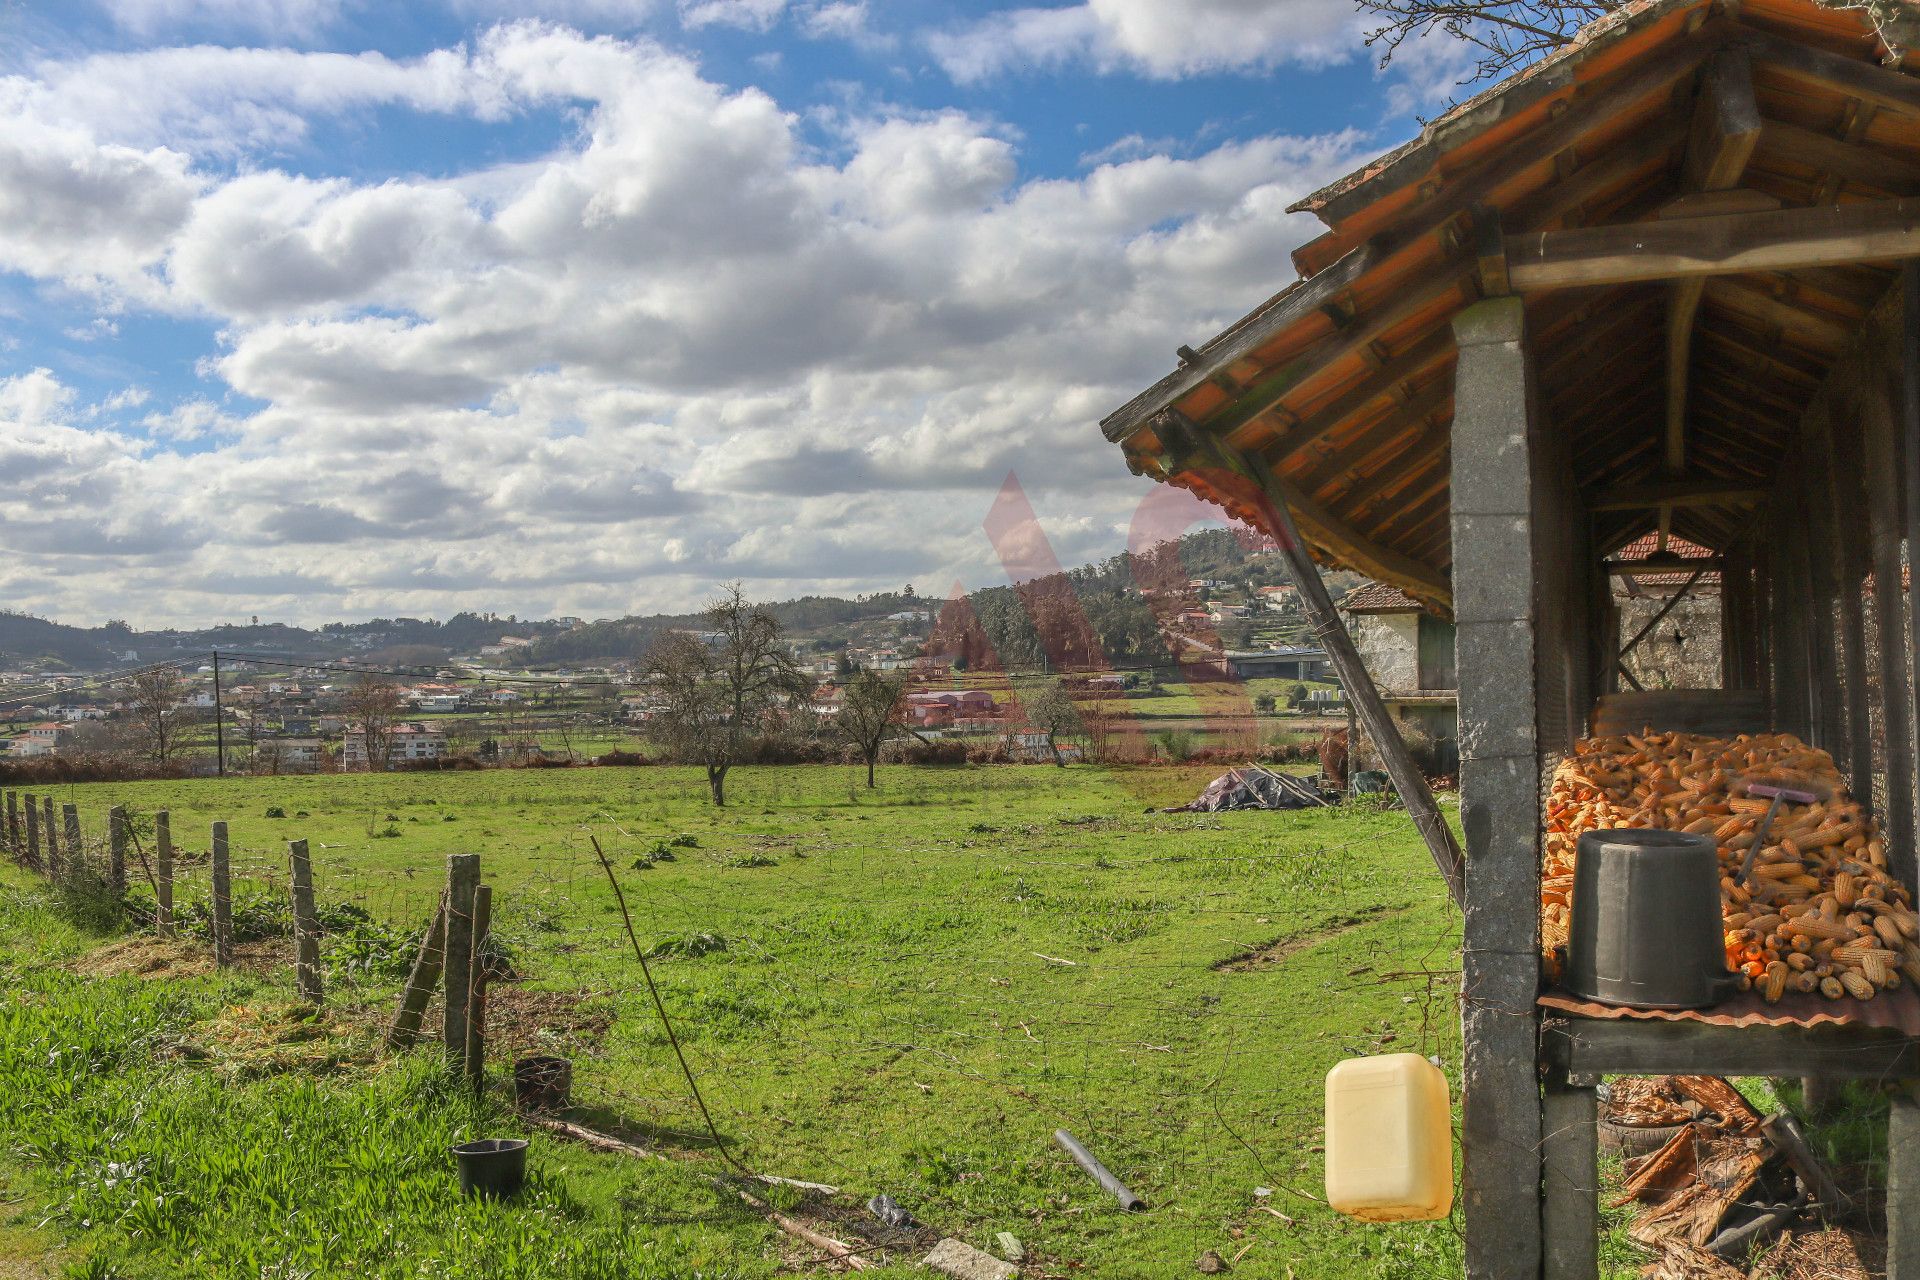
[1250, 330, 1453, 462]
[1542, 1016, 1920, 1078]
[1200, 439, 1466, 910]
[1682, 49, 1762, 193]
[1760, 120, 1920, 195]
[1587, 477, 1766, 511]
[1508, 197, 1920, 291]
[1746, 28, 1920, 122]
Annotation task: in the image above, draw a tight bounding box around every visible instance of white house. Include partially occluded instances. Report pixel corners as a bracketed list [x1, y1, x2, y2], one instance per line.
[342, 722, 448, 769]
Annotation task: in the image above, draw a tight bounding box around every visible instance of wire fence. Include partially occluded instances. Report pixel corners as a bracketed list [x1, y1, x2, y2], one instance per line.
[0, 767, 1467, 1273]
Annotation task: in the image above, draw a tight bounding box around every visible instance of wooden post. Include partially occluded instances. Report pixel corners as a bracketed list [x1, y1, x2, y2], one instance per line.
[60, 803, 78, 874]
[4, 792, 17, 862]
[1865, 380, 1917, 886]
[1891, 1083, 1920, 1278]
[385, 894, 449, 1052]
[108, 806, 128, 898]
[211, 820, 232, 967]
[288, 839, 322, 1005]
[23, 794, 39, 872]
[442, 854, 481, 1076]
[465, 884, 491, 1086]
[1541, 1072, 1600, 1280]
[155, 810, 173, 938]
[43, 798, 60, 874]
[1450, 295, 1545, 1280]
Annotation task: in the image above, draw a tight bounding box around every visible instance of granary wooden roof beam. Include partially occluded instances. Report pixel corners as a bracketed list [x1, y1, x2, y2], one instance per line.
[1669, 49, 1764, 476]
[1506, 196, 1920, 289]
[1588, 477, 1768, 510]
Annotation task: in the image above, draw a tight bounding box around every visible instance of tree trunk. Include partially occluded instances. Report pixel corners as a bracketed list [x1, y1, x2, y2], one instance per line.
[709, 766, 727, 806]
[866, 754, 876, 788]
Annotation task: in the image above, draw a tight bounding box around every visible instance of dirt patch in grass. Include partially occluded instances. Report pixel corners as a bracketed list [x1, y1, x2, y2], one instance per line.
[70, 934, 281, 980]
[1213, 906, 1407, 973]
[173, 999, 381, 1078]
[487, 986, 614, 1060]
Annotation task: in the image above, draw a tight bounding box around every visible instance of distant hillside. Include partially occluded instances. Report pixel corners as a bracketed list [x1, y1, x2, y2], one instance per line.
[0, 612, 124, 669]
[2, 528, 1357, 673]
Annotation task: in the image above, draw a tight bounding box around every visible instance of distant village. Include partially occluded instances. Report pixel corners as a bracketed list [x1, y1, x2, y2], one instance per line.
[0, 569, 1398, 774]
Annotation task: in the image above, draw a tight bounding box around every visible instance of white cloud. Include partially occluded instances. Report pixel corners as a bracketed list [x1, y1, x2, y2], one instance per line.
[678, 0, 787, 31]
[96, 0, 351, 38]
[928, 0, 1362, 82]
[0, 23, 1373, 626]
[799, 1, 893, 49]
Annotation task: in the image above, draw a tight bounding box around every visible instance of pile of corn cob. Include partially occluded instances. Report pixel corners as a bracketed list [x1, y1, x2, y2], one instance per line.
[1543, 730, 1920, 1004]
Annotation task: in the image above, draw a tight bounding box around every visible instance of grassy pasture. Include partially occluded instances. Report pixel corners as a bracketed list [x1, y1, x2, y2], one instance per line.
[3, 762, 1482, 1277]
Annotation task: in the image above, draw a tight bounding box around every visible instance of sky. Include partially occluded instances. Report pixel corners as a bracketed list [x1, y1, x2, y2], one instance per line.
[0, 0, 1475, 629]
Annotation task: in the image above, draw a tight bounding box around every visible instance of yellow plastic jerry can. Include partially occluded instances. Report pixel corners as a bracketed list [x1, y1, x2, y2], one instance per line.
[1323, 1053, 1454, 1222]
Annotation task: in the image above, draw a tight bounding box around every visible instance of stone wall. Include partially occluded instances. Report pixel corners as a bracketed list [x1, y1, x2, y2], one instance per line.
[1616, 592, 1722, 691]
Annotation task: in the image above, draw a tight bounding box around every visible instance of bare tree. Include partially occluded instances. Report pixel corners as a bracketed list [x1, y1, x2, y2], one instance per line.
[643, 584, 807, 805]
[125, 665, 190, 765]
[346, 678, 404, 772]
[1018, 678, 1082, 768]
[1361, 0, 1904, 90]
[832, 668, 910, 788]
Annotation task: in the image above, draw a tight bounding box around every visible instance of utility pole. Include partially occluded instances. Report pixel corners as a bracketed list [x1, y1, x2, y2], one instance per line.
[212, 651, 226, 778]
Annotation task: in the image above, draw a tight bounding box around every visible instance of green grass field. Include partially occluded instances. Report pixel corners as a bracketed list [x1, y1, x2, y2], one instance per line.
[1, 762, 1486, 1277]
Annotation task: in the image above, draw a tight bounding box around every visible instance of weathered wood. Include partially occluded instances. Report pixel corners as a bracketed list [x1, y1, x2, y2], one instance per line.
[1865, 377, 1917, 885]
[1746, 28, 1920, 122]
[1196, 440, 1464, 907]
[1906, 265, 1920, 876]
[1668, 49, 1763, 475]
[108, 806, 128, 899]
[1249, 330, 1454, 460]
[3, 792, 16, 863]
[442, 853, 480, 1076]
[154, 810, 173, 938]
[211, 820, 232, 967]
[288, 839, 322, 1005]
[385, 894, 448, 1052]
[23, 794, 39, 872]
[60, 803, 77, 872]
[1892, 1083, 1920, 1278]
[1543, 1017, 1920, 1079]
[1100, 246, 1376, 442]
[1762, 120, 1920, 195]
[1587, 478, 1763, 511]
[1762, 1112, 1849, 1218]
[1508, 197, 1920, 291]
[1542, 1073, 1600, 1280]
[464, 883, 491, 1086]
[1451, 296, 1544, 1280]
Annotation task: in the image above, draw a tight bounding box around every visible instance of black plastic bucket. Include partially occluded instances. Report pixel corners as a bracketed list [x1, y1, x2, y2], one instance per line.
[514, 1056, 572, 1112]
[452, 1138, 528, 1198]
[1566, 828, 1741, 1009]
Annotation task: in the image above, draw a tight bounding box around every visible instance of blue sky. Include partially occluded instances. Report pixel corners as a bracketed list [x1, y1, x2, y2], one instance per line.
[0, 0, 1465, 627]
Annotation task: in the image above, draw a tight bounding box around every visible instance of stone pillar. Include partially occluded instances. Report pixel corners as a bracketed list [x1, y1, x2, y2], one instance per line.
[1450, 296, 1545, 1280]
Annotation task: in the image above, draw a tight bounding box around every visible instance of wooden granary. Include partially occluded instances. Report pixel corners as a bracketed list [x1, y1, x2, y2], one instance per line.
[1100, 2, 1920, 1275]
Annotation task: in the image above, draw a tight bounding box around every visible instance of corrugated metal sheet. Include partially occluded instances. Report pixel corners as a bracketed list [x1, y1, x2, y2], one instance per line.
[1540, 984, 1920, 1033]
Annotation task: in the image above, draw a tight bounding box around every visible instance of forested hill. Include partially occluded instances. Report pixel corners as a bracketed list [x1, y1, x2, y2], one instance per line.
[1, 528, 1346, 672]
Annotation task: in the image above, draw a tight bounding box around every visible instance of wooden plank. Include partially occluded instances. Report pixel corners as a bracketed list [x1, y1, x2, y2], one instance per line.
[211, 820, 231, 968]
[1508, 197, 1920, 291]
[1247, 330, 1453, 458]
[1907, 264, 1920, 879]
[1542, 1016, 1920, 1078]
[23, 794, 38, 872]
[1865, 377, 1917, 886]
[442, 853, 481, 1076]
[1215, 441, 1465, 908]
[155, 810, 172, 938]
[1511, 118, 1690, 232]
[1100, 247, 1375, 442]
[1761, 120, 1920, 193]
[1708, 277, 1858, 351]
[1338, 428, 1451, 521]
[1587, 478, 1765, 510]
[1683, 49, 1763, 193]
[1294, 383, 1452, 501]
[385, 895, 448, 1053]
[1541, 1074, 1600, 1280]
[1747, 28, 1920, 122]
[289, 838, 323, 1006]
